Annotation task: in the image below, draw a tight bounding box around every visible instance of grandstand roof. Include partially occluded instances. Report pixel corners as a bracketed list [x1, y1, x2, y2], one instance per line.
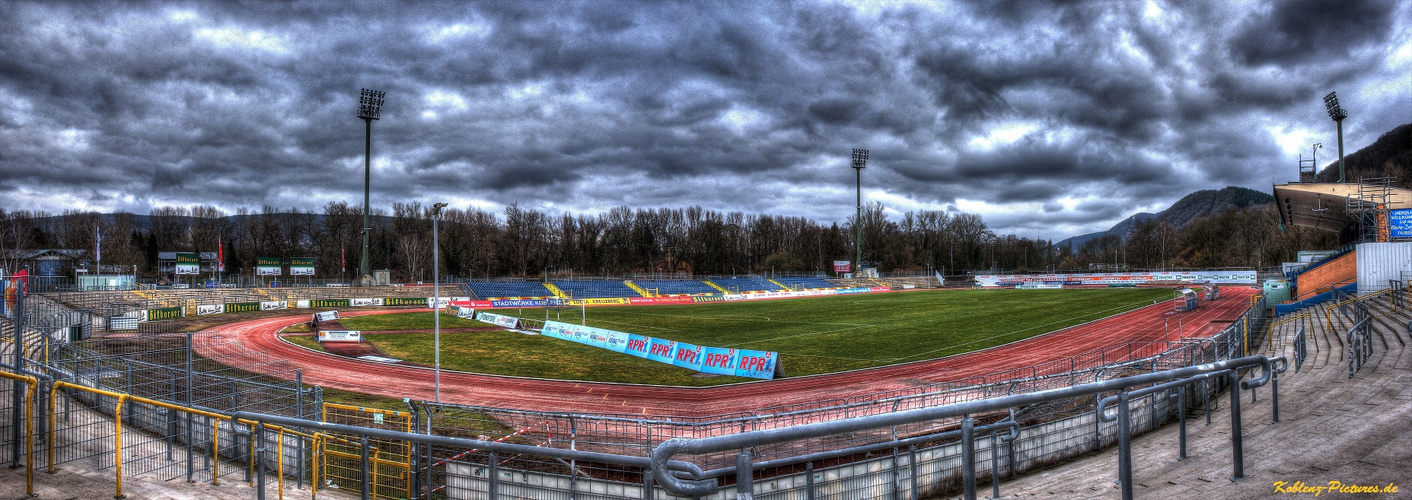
[1273, 182, 1412, 233]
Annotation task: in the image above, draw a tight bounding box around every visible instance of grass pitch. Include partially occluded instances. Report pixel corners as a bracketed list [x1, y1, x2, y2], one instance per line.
[326, 288, 1172, 386]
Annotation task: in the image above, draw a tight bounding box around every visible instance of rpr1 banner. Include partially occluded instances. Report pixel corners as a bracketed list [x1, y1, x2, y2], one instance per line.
[540, 320, 779, 380]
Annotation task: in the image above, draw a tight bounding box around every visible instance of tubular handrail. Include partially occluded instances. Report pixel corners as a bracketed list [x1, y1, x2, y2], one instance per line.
[229, 410, 706, 478]
[650, 355, 1277, 498]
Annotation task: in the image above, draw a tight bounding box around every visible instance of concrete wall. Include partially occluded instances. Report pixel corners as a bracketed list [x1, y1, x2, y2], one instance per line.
[1294, 251, 1357, 300]
[442, 391, 1191, 500]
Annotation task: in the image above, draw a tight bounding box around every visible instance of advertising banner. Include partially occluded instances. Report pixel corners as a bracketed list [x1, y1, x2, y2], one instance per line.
[311, 299, 350, 308]
[734, 350, 778, 379]
[351, 298, 382, 307]
[691, 296, 725, 303]
[453, 306, 476, 319]
[475, 311, 520, 329]
[317, 330, 361, 342]
[565, 297, 628, 306]
[539, 321, 778, 379]
[260, 301, 287, 311]
[700, 347, 739, 375]
[175, 252, 201, 275]
[383, 297, 423, 306]
[976, 270, 1257, 287]
[448, 300, 494, 309]
[1390, 208, 1412, 239]
[624, 334, 652, 358]
[628, 296, 695, 305]
[224, 302, 260, 313]
[256, 257, 282, 276]
[491, 299, 548, 308]
[313, 311, 340, 323]
[645, 337, 678, 365]
[670, 342, 704, 371]
[290, 257, 315, 276]
[196, 304, 223, 315]
[146, 307, 184, 321]
[833, 260, 851, 273]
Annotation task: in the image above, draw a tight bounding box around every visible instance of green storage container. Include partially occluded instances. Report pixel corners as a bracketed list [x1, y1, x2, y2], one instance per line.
[1263, 279, 1290, 304]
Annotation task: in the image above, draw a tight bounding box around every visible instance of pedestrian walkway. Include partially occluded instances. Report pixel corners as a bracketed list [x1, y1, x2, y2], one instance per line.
[986, 297, 1412, 499]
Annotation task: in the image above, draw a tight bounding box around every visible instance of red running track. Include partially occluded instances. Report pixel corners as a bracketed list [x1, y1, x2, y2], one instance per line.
[193, 287, 1257, 418]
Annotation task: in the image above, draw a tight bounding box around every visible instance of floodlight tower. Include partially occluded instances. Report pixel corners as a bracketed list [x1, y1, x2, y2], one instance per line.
[851, 148, 869, 275]
[431, 201, 447, 402]
[357, 88, 385, 284]
[1323, 91, 1348, 183]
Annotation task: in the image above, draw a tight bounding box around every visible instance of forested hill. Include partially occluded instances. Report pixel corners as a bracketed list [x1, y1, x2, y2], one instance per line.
[1057, 186, 1273, 250]
[1313, 122, 1412, 187]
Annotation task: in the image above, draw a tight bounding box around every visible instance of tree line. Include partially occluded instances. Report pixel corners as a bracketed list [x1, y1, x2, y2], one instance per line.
[0, 201, 1334, 282]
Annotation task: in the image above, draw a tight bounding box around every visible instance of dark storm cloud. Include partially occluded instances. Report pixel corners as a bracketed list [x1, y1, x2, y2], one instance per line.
[0, 0, 1407, 238]
[1230, 0, 1396, 66]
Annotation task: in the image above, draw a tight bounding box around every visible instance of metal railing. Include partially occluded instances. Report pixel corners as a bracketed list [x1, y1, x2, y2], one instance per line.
[1, 288, 1281, 499]
[1292, 325, 1308, 373]
[650, 355, 1282, 500]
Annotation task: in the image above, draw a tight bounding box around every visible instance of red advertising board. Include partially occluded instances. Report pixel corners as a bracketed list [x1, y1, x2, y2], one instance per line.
[833, 260, 851, 273]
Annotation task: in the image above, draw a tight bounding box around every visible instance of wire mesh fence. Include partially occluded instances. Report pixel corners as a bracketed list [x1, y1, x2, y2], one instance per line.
[0, 288, 1280, 500]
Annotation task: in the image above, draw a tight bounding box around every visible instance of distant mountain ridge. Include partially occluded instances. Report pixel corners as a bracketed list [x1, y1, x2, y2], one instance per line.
[1057, 186, 1274, 250]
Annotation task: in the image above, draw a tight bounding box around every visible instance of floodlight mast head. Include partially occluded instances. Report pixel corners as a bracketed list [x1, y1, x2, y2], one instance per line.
[1322, 92, 1347, 121]
[851, 148, 869, 170]
[358, 89, 385, 121]
[431, 202, 448, 217]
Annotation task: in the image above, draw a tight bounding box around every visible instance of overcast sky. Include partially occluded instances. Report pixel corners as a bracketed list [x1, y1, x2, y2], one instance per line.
[1, 0, 1408, 239]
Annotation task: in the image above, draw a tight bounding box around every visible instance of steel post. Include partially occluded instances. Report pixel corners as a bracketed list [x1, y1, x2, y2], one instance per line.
[1228, 371, 1245, 481]
[962, 415, 976, 500]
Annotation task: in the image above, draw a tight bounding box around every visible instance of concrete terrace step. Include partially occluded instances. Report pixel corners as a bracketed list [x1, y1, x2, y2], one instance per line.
[985, 298, 1411, 500]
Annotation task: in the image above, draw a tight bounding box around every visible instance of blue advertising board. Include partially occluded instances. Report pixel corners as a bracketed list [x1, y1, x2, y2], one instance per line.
[1390, 208, 1412, 239]
[541, 320, 778, 379]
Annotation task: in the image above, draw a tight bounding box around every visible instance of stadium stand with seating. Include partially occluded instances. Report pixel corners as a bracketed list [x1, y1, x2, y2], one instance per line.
[634, 279, 718, 296]
[552, 280, 642, 299]
[463, 281, 554, 299]
[710, 277, 784, 293]
[773, 276, 835, 290]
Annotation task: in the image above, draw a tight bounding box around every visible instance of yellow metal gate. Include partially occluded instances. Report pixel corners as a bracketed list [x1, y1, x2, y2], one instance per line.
[320, 403, 413, 499]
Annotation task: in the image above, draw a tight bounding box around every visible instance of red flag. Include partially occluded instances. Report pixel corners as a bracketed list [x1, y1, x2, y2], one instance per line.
[217, 237, 225, 272]
[13, 269, 28, 290]
[341, 244, 346, 273]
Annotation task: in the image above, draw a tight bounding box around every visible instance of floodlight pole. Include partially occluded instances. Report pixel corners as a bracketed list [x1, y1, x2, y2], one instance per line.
[1323, 91, 1348, 183]
[432, 202, 447, 403]
[851, 148, 869, 276]
[357, 88, 386, 284]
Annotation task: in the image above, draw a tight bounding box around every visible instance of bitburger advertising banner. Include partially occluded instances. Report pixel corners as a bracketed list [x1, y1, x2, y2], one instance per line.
[175, 252, 201, 275]
[290, 257, 315, 276]
[256, 257, 282, 276]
